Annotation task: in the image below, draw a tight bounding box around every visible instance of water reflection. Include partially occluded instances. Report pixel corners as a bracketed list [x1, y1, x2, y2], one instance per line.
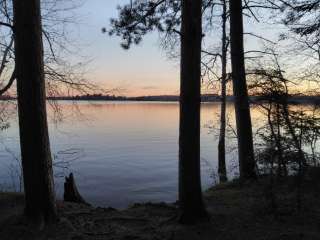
[0, 101, 263, 208]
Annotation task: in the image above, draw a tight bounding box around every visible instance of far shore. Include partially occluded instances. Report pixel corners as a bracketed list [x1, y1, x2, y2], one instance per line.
[1, 94, 320, 104]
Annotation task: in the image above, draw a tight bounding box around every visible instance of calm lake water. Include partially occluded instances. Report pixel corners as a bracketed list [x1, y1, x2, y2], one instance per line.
[0, 101, 265, 208]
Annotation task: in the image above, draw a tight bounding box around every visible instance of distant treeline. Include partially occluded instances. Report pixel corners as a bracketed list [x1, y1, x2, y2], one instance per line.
[1, 94, 320, 104]
[48, 94, 320, 104]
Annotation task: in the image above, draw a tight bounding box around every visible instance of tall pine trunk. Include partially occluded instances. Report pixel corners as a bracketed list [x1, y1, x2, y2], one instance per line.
[229, 0, 256, 180]
[13, 0, 57, 224]
[179, 0, 207, 224]
[218, 0, 228, 183]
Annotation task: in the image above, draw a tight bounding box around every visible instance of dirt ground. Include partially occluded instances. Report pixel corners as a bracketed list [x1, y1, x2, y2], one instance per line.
[1, 177, 320, 240]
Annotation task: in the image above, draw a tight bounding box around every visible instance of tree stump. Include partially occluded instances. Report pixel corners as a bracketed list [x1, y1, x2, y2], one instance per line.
[64, 173, 90, 206]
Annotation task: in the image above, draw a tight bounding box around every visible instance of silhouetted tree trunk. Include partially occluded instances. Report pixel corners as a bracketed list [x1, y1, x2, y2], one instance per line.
[267, 104, 287, 177]
[13, 0, 57, 224]
[179, 0, 207, 224]
[218, 0, 228, 183]
[281, 103, 307, 167]
[64, 173, 90, 206]
[229, 0, 256, 180]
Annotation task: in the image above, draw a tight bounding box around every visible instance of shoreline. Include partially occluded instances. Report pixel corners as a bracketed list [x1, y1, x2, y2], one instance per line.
[1, 175, 319, 240]
[1, 96, 320, 105]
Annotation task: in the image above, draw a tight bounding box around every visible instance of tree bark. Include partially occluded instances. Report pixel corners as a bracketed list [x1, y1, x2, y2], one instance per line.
[13, 0, 57, 224]
[218, 0, 228, 183]
[229, 0, 256, 180]
[179, 0, 207, 224]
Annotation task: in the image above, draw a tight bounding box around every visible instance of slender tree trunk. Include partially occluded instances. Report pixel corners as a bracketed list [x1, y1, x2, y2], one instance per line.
[218, 0, 228, 183]
[229, 0, 256, 180]
[282, 103, 307, 166]
[13, 0, 57, 224]
[179, 0, 207, 224]
[275, 104, 287, 177]
[280, 82, 307, 166]
[267, 103, 286, 177]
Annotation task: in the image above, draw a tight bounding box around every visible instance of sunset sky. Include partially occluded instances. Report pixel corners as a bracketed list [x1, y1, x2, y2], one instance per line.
[64, 0, 299, 97]
[69, 0, 180, 97]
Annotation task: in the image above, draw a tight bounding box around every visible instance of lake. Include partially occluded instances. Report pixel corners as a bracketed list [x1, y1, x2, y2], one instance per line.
[0, 101, 265, 208]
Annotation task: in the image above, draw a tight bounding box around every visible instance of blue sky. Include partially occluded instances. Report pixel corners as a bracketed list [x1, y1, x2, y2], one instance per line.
[68, 0, 179, 96]
[60, 0, 288, 96]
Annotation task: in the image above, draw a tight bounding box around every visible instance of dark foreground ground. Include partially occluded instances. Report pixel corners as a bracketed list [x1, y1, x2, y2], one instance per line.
[1, 175, 320, 240]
